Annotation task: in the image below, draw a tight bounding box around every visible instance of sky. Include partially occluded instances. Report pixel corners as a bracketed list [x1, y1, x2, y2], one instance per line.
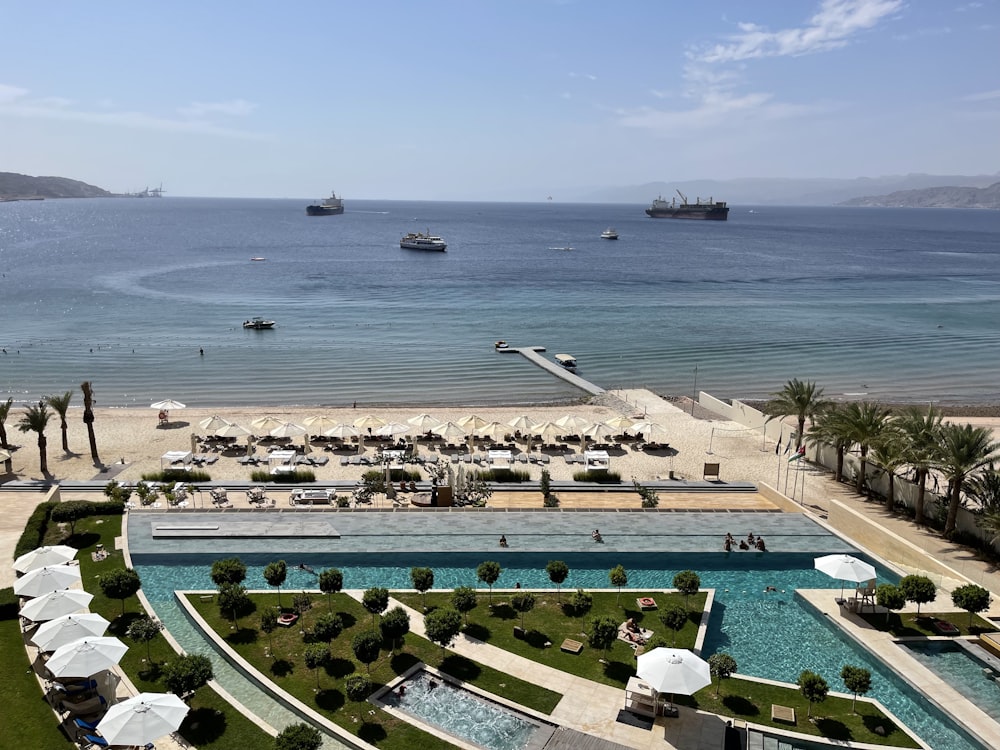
[1, 0, 998, 200]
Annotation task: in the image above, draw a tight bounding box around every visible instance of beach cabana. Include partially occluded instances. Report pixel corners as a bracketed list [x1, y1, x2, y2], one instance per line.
[160, 450, 193, 472]
[584, 450, 611, 471]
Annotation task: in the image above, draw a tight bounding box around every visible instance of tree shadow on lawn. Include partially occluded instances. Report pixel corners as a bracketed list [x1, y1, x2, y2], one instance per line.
[463, 623, 491, 642]
[325, 657, 357, 679]
[137, 662, 163, 682]
[722, 694, 759, 716]
[602, 660, 635, 685]
[68, 531, 102, 550]
[815, 717, 851, 741]
[226, 627, 259, 646]
[488, 603, 516, 621]
[440, 655, 481, 682]
[107, 612, 143, 637]
[270, 658, 295, 677]
[180, 706, 227, 746]
[862, 713, 901, 738]
[337, 611, 358, 629]
[524, 629, 553, 649]
[390, 653, 420, 675]
[359, 721, 388, 744]
[315, 688, 345, 712]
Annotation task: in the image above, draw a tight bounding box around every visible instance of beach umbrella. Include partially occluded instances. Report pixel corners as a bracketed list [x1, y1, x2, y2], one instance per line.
[14, 544, 77, 574]
[476, 421, 509, 441]
[375, 422, 410, 438]
[353, 414, 387, 431]
[19, 589, 93, 622]
[97, 692, 189, 747]
[150, 399, 186, 411]
[198, 415, 231, 432]
[407, 413, 441, 432]
[323, 423, 359, 439]
[814, 554, 877, 599]
[530, 421, 562, 441]
[629, 420, 670, 442]
[32, 613, 110, 652]
[250, 415, 285, 434]
[457, 414, 488, 431]
[604, 415, 636, 432]
[582, 422, 616, 441]
[216, 422, 250, 438]
[0, 448, 10, 473]
[46, 636, 128, 678]
[555, 414, 592, 432]
[14, 564, 82, 598]
[432, 421, 468, 440]
[506, 415, 537, 433]
[636, 648, 711, 711]
[270, 421, 306, 438]
[302, 415, 339, 433]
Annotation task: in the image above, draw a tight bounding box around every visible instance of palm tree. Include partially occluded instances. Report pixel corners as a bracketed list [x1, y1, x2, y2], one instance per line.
[841, 402, 893, 495]
[807, 404, 853, 483]
[18, 401, 52, 475]
[0, 397, 13, 448]
[935, 423, 1000, 537]
[869, 423, 909, 512]
[45, 391, 73, 453]
[80, 381, 100, 464]
[763, 379, 830, 449]
[896, 406, 944, 525]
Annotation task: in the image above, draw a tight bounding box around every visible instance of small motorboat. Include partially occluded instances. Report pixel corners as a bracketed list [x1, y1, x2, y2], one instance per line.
[250, 256, 267, 261]
[243, 317, 276, 330]
[494, 340, 509, 350]
[601, 228, 619, 240]
[549, 246, 574, 251]
[555, 353, 577, 369]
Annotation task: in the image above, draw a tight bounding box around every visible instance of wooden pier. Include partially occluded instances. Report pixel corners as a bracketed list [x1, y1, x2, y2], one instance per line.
[498, 346, 605, 395]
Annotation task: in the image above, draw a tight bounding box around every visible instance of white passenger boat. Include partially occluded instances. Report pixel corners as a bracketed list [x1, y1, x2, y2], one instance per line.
[243, 317, 276, 329]
[555, 353, 577, 369]
[601, 228, 619, 240]
[400, 231, 447, 251]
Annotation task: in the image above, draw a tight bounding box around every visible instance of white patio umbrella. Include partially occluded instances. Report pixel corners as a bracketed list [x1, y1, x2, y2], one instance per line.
[604, 415, 637, 432]
[270, 421, 306, 438]
[432, 421, 468, 440]
[323, 423, 360, 439]
[353, 414, 387, 431]
[32, 613, 110, 652]
[476, 421, 509, 441]
[14, 544, 77, 574]
[375, 422, 411, 438]
[46, 636, 128, 678]
[250, 415, 286, 434]
[530, 421, 563, 441]
[457, 414, 488, 431]
[407, 413, 441, 431]
[582, 422, 616, 442]
[302, 415, 339, 433]
[198, 415, 232, 432]
[20, 589, 93, 622]
[636, 648, 711, 711]
[216, 422, 251, 438]
[506, 415, 537, 433]
[555, 414, 592, 432]
[814, 554, 877, 599]
[98, 692, 190, 747]
[150, 399, 186, 411]
[14, 564, 82, 598]
[629, 420, 670, 442]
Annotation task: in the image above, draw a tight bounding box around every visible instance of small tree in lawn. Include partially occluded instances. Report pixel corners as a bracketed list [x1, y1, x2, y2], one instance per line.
[609, 565, 628, 605]
[876, 584, 906, 626]
[263, 560, 288, 608]
[52, 501, 92, 538]
[451, 586, 478, 627]
[899, 574, 936, 616]
[217, 583, 250, 628]
[211, 558, 247, 586]
[476, 561, 502, 604]
[952, 583, 992, 629]
[352, 630, 382, 673]
[126, 615, 162, 663]
[511, 592, 536, 630]
[344, 675, 372, 724]
[260, 609, 277, 658]
[840, 665, 872, 713]
[410, 567, 434, 610]
[708, 653, 737, 696]
[673, 570, 701, 611]
[98, 568, 142, 616]
[659, 603, 688, 646]
[318, 568, 343, 612]
[380, 606, 410, 654]
[798, 670, 829, 719]
[313, 612, 344, 643]
[546, 560, 569, 601]
[164, 653, 213, 700]
[275, 722, 322, 750]
[362, 586, 390, 630]
[425, 607, 462, 658]
[303, 644, 329, 690]
[589, 615, 619, 663]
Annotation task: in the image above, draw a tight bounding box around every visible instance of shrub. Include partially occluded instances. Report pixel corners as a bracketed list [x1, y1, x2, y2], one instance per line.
[250, 469, 315, 483]
[164, 653, 213, 698]
[275, 723, 322, 750]
[14, 500, 58, 559]
[543, 493, 560, 507]
[565, 589, 593, 615]
[141, 469, 211, 482]
[899, 574, 936, 615]
[313, 612, 344, 642]
[52, 500, 124, 536]
[98, 568, 142, 615]
[952, 583, 992, 627]
[292, 592, 313, 616]
[388, 468, 422, 481]
[572, 470, 622, 483]
[473, 468, 530, 483]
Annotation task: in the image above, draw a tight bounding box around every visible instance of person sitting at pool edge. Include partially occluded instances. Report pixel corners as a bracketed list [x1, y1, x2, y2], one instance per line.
[739, 539, 749, 550]
[755, 536, 766, 551]
[724, 537, 733, 551]
[499, 535, 508, 548]
[592, 529, 603, 542]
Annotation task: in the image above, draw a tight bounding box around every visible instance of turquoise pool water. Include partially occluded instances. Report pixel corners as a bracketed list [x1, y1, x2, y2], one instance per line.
[903, 641, 1000, 719]
[133, 550, 984, 750]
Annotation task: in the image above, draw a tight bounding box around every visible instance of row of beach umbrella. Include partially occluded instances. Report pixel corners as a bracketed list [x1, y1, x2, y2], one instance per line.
[13, 544, 190, 745]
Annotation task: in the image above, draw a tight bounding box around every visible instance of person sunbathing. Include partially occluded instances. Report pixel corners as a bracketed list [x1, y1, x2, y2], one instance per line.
[625, 630, 646, 645]
[625, 617, 639, 633]
[739, 539, 750, 550]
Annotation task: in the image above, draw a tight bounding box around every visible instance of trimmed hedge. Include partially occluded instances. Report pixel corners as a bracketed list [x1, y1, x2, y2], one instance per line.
[141, 469, 212, 482]
[250, 469, 316, 483]
[572, 470, 622, 483]
[13, 500, 59, 560]
[473, 468, 531, 483]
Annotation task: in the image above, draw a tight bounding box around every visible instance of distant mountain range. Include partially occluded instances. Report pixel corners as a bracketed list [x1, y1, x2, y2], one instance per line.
[0, 171, 111, 200]
[575, 172, 1000, 207]
[839, 181, 1000, 209]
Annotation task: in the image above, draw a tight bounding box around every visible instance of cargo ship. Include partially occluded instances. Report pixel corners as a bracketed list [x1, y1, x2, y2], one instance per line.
[306, 190, 345, 216]
[645, 190, 728, 221]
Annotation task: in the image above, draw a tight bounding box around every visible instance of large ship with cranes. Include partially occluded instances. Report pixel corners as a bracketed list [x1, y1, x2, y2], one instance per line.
[645, 190, 729, 220]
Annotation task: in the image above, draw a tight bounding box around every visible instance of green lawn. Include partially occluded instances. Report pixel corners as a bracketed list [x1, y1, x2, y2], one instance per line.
[858, 609, 994, 637]
[190, 592, 561, 750]
[394, 589, 705, 688]
[0, 587, 74, 747]
[53, 514, 274, 750]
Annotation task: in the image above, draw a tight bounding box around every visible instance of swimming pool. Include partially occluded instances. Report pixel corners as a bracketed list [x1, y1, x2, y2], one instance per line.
[903, 640, 1000, 719]
[133, 551, 984, 750]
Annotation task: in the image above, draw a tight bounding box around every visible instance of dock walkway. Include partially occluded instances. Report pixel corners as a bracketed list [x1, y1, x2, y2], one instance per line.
[499, 346, 605, 395]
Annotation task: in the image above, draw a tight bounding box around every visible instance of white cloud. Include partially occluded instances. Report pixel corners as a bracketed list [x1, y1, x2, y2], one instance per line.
[177, 99, 258, 118]
[0, 83, 29, 103]
[568, 72, 597, 81]
[962, 89, 1000, 102]
[698, 0, 903, 63]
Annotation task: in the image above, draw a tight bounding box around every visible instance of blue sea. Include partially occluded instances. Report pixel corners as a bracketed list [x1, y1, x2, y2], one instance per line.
[2, 197, 1000, 408]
